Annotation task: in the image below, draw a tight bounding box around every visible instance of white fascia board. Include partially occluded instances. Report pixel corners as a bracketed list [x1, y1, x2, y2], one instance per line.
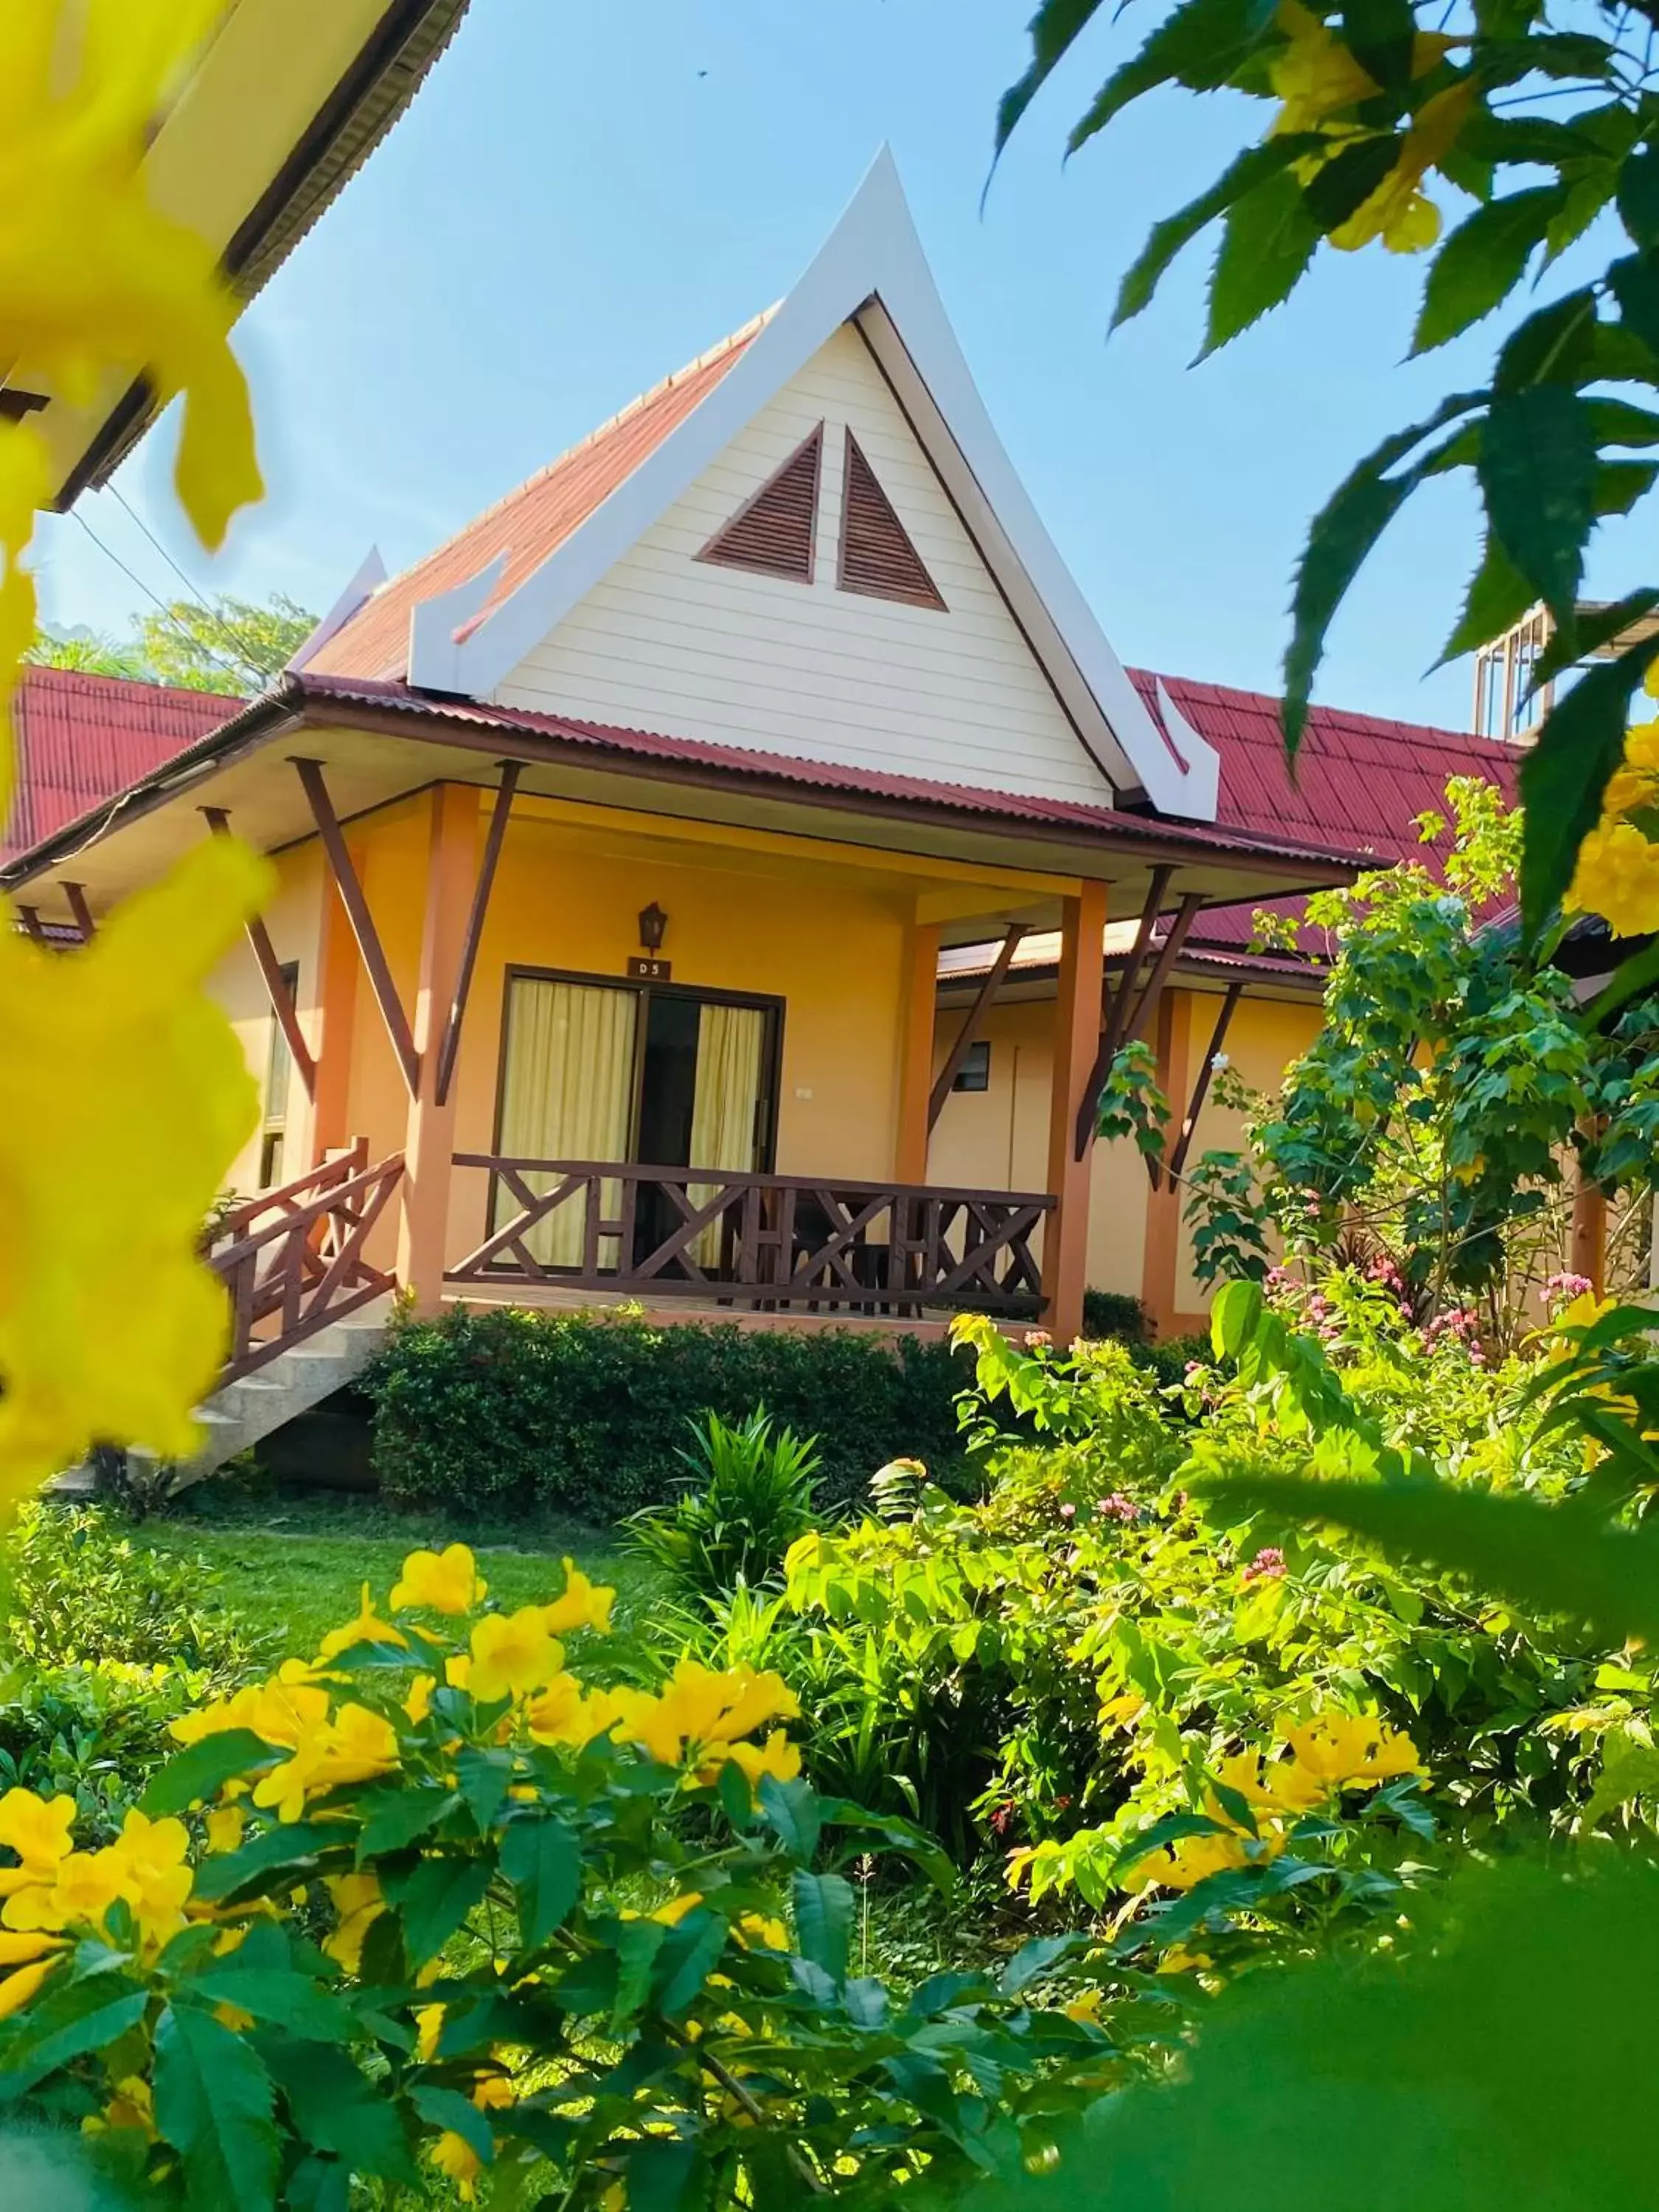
[288, 546, 387, 674]
[439, 146, 1220, 823]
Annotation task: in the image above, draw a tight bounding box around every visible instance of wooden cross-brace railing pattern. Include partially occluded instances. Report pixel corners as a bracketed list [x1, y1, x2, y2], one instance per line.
[446, 1157, 1054, 1316]
[206, 1139, 405, 1382]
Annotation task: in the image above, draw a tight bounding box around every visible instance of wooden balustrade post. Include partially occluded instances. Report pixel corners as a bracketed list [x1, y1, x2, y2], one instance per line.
[1043, 883, 1108, 1347]
[397, 785, 482, 1313]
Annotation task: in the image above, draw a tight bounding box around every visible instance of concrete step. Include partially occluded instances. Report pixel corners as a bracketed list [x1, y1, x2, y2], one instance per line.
[49, 1295, 394, 1499]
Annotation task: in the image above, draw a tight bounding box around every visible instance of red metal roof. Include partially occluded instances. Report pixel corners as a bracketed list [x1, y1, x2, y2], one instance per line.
[307, 323, 764, 682]
[2, 668, 240, 860]
[291, 672, 1371, 873]
[1127, 669, 1519, 950]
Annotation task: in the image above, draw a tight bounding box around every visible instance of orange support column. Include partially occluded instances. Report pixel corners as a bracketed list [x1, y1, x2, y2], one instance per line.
[397, 784, 482, 1313]
[1043, 881, 1108, 1346]
[896, 919, 942, 1183]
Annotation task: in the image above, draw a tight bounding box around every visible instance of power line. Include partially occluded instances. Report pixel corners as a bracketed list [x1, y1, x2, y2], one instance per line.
[108, 484, 282, 683]
[68, 510, 249, 688]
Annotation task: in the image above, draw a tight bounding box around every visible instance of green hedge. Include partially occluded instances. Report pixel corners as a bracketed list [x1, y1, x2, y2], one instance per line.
[359, 1307, 978, 1521]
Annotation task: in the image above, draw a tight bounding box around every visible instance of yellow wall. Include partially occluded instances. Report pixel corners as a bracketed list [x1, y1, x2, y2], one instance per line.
[1170, 992, 1322, 1321]
[211, 842, 329, 1197]
[928, 984, 1324, 1331]
[212, 790, 1050, 1281]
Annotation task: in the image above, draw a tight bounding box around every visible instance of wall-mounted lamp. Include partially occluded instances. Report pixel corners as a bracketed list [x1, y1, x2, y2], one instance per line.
[638, 902, 669, 953]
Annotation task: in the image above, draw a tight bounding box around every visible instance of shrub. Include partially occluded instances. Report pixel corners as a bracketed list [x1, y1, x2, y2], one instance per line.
[0, 1548, 1135, 2208]
[361, 1305, 973, 1520]
[1081, 1288, 1148, 1342]
[4, 1506, 262, 1680]
[625, 1408, 823, 1601]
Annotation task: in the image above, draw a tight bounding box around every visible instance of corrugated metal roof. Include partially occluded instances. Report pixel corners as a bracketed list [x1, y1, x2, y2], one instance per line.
[307, 322, 765, 681]
[2, 668, 241, 860]
[1127, 669, 1518, 950]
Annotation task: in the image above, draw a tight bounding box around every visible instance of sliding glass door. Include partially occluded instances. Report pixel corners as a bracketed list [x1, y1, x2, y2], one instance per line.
[495, 970, 781, 1273]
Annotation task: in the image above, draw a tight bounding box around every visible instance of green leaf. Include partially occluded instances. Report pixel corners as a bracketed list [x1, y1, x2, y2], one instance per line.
[1205, 165, 1321, 355]
[1200, 1472, 1659, 1646]
[0, 1979, 146, 2097]
[1519, 631, 1659, 938]
[1578, 932, 1659, 1029]
[1301, 134, 1399, 232]
[454, 1750, 512, 1839]
[383, 1857, 492, 1968]
[1478, 385, 1598, 621]
[653, 1910, 731, 2018]
[1411, 187, 1566, 354]
[1341, 0, 1416, 88]
[192, 1821, 342, 1905]
[498, 1815, 581, 1950]
[1065, 0, 1272, 155]
[190, 1967, 354, 2042]
[1438, 530, 1534, 663]
[792, 1871, 855, 1989]
[1283, 392, 1486, 756]
[140, 1730, 274, 1816]
[1000, 1933, 1092, 1997]
[1618, 141, 1659, 248]
[355, 1784, 459, 1864]
[409, 2083, 494, 2167]
[757, 1775, 821, 1864]
[1610, 253, 1659, 353]
[624, 2138, 707, 2212]
[992, 0, 1107, 159]
[612, 1919, 667, 2031]
[153, 2003, 278, 2212]
[1114, 139, 1310, 333]
[260, 2037, 419, 2180]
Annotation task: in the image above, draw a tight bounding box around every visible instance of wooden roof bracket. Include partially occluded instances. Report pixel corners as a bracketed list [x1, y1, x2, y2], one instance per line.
[928, 921, 1026, 1132]
[201, 807, 319, 1104]
[1166, 977, 1245, 1186]
[61, 882, 96, 944]
[1122, 891, 1205, 1049]
[1074, 864, 1173, 1161]
[435, 760, 521, 1107]
[291, 759, 420, 1100]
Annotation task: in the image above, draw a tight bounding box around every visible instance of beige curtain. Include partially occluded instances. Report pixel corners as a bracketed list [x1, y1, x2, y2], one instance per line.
[498, 979, 637, 1267]
[687, 1002, 765, 1266]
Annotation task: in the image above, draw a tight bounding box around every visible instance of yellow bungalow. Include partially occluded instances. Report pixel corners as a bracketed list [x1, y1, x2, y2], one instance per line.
[5, 157, 1366, 1408]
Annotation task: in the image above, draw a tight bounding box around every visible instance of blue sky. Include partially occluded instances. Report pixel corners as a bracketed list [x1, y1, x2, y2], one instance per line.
[31, 0, 1651, 728]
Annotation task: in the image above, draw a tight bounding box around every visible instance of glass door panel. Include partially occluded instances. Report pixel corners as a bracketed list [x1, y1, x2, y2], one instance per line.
[497, 978, 637, 1267]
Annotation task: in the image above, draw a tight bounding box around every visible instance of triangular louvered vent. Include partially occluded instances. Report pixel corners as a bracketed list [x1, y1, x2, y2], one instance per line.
[838, 431, 946, 611]
[697, 425, 823, 582]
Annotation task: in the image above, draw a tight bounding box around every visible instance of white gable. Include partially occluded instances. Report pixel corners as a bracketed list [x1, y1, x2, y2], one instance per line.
[493, 327, 1112, 807]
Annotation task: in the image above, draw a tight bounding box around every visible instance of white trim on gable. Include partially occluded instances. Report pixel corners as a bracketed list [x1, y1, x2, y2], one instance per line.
[288, 546, 387, 674]
[407, 149, 1220, 822]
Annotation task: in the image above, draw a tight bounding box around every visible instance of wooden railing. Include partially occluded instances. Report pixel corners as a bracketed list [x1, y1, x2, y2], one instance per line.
[206, 1140, 405, 1381]
[446, 1157, 1052, 1316]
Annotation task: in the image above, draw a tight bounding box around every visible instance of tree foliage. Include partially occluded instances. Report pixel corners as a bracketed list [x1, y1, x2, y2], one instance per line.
[996, 0, 1659, 948]
[27, 594, 314, 698]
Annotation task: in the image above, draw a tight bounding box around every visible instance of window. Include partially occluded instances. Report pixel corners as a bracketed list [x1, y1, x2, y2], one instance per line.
[259, 962, 299, 1188]
[952, 1040, 992, 1093]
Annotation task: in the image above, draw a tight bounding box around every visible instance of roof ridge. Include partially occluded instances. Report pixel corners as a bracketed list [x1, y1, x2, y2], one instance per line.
[350, 308, 775, 616]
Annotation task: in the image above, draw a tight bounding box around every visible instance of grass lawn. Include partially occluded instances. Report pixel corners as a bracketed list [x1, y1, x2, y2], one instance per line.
[128, 1492, 668, 1669]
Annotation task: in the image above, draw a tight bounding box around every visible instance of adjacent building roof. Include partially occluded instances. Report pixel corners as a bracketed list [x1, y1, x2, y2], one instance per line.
[1129, 670, 1519, 954]
[1, 668, 241, 861]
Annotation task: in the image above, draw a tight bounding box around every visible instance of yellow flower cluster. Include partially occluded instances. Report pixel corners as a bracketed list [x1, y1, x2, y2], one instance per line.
[1270, 1, 1468, 255]
[1565, 696, 1659, 938]
[0, 1792, 197, 2013]
[0, 0, 271, 1510]
[1130, 1713, 1421, 1892]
